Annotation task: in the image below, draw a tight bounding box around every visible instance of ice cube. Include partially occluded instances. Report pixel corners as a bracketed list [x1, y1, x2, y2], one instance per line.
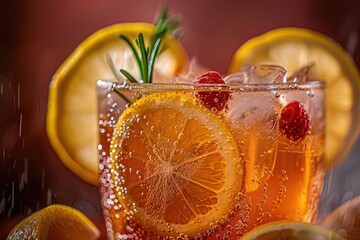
[176, 58, 211, 84]
[226, 91, 280, 133]
[287, 64, 317, 82]
[224, 64, 288, 84]
[277, 64, 319, 112]
[225, 90, 281, 192]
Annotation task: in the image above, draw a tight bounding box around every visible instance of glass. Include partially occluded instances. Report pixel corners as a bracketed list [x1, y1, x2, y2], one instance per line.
[96, 66, 325, 239]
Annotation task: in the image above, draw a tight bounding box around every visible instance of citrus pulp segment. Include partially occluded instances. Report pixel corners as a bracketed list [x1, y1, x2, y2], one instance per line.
[46, 23, 188, 185]
[228, 27, 360, 169]
[240, 220, 344, 240]
[6, 204, 100, 240]
[109, 92, 243, 237]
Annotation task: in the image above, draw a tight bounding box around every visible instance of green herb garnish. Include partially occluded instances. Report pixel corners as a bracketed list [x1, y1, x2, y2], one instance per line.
[119, 7, 181, 83]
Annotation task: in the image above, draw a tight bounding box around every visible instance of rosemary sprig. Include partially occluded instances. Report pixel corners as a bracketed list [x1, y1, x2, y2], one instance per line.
[119, 7, 181, 83]
[119, 69, 137, 83]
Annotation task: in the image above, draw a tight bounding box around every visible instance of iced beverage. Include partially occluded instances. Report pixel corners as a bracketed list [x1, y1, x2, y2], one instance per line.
[97, 66, 325, 239]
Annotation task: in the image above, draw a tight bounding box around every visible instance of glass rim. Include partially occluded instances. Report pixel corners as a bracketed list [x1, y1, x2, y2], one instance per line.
[97, 79, 326, 92]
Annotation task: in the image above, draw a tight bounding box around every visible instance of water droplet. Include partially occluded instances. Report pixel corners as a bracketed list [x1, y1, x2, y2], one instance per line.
[307, 89, 315, 97]
[273, 91, 281, 98]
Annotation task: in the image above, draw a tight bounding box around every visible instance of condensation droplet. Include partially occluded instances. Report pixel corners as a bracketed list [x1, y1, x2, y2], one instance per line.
[273, 91, 281, 98]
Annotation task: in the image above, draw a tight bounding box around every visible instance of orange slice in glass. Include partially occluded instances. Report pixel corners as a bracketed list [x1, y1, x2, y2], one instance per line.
[6, 204, 100, 240]
[240, 220, 344, 240]
[109, 92, 243, 237]
[46, 23, 188, 185]
[228, 27, 360, 169]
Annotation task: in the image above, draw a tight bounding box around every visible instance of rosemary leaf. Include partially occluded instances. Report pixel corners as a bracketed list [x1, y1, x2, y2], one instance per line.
[120, 69, 138, 83]
[119, 35, 142, 77]
[155, 8, 168, 34]
[118, 7, 182, 84]
[137, 33, 148, 83]
[148, 38, 162, 82]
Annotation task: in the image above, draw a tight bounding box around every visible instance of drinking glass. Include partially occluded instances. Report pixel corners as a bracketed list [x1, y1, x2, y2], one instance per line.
[96, 65, 325, 239]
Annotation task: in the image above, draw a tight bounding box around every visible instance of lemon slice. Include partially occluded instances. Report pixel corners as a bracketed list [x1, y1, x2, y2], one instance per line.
[6, 204, 100, 240]
[46, 23, 188, 185]
[240, 220, 344, 240]
[109, 92, 243, 237]
[228, 27, 360, 169]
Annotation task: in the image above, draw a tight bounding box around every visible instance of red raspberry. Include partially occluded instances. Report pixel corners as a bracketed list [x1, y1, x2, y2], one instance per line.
[279, 101, 310, 141]
[195, 71, 230, 112]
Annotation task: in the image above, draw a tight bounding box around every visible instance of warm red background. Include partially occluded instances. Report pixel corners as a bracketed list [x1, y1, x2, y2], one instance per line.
[1, 0, 360, 239]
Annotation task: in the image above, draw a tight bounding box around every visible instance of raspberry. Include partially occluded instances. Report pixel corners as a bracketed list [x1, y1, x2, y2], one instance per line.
[195, 71, 230, 112]
[279, 101, 310, 141]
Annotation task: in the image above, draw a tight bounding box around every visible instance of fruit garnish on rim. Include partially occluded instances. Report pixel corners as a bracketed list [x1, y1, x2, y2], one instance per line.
[195, 71, 230, 112]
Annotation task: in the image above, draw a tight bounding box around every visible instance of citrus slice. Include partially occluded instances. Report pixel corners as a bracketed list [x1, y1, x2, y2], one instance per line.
[240, 220, 344, 240]
[6, 204, 100, 240]
[228, 27, 360, 169]
[46, 23, 188, 185]
[109, 92, 243, 237]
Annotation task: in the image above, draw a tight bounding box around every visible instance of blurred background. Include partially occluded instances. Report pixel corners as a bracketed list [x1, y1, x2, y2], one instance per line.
[1, 0, 360, 239]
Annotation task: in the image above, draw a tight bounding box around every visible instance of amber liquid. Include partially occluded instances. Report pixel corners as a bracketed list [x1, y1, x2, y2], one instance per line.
[98, 122, 324, 239]
[97, 86, 325, 239]
[208, 130, 325, 239]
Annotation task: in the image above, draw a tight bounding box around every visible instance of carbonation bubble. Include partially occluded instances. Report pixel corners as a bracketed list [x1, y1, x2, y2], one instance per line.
[273, 91, 281, 98]
[307, 89, 315, 97]
[178, 133, 185, 140]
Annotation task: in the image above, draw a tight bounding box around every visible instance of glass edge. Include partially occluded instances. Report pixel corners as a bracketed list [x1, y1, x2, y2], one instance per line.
[96, 79, 326, 91]
[97, 79, 116, 88]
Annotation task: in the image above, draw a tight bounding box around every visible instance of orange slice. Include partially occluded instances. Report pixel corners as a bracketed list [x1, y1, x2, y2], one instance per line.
[240, 220, 344, 240]
[228, 27, 360, 169]
[109, 92, 243, 237]
[6, 204, 100, 240]
[46, 23, 188, 185]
